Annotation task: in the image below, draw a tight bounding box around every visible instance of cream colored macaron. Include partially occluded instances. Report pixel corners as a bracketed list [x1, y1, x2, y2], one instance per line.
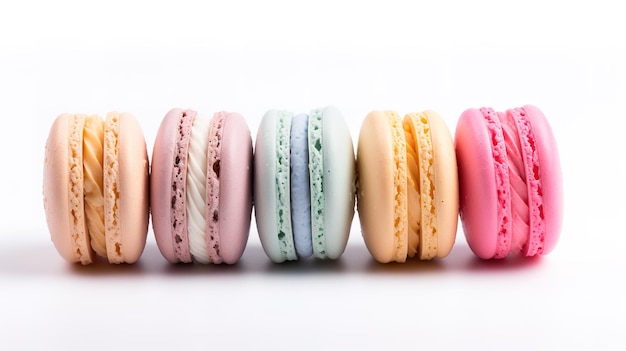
[43, 112, 149, 264]
[356, 110, 458, 263]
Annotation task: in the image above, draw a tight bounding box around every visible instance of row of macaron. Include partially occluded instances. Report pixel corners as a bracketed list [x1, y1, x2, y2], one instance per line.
[43, 105, 562, 265]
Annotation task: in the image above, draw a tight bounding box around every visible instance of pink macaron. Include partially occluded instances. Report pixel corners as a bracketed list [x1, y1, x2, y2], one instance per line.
[455, 105, 563, 259]
[151, 108, 253, 264]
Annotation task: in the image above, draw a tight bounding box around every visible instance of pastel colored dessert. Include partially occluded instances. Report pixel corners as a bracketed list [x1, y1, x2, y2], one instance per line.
[151, 108, 253, 264]
[455, 105, 563, 259]
[254, 106, 355, 263]
[43, 112, 149, 264]
[357, 110, 458, 263]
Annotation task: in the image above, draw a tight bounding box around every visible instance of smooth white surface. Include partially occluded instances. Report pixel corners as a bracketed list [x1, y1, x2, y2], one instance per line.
[1, 1, 625, 349]
[322, 107, 355, 259]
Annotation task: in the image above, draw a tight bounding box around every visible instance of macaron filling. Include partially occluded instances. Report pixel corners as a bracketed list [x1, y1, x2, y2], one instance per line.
[187, 115, 211, 263]
[403, 113, 439, 259]
[308, 109, 327, 258]
[206, 112, 226, 263]
[403, 122, 421, 258]
[498, 109, 529, 255]
[170, 110, 195, 263]
[82, 115, 106, 257]
[290, 114, 313, 257]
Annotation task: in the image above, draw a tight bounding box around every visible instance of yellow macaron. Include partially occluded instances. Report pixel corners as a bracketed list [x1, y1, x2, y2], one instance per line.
[356, 110, 458, 263]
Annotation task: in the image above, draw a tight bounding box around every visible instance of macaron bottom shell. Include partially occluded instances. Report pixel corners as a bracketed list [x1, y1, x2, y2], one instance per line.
[317, 107, 356, 260]
[214, 112, 253, 264]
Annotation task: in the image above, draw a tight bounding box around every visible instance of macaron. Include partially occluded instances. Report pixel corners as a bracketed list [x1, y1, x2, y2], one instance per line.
[151, 108, 253, 264]
[43, 112, 149, 264]
[254, 106, 355, 263]
[455, 105, 563, 259]
[357, 110, 458, 263]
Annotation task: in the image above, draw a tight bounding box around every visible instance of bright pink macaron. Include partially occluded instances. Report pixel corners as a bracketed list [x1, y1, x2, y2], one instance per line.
[455, 105, 563, 259]
[151, 108, 253, 264]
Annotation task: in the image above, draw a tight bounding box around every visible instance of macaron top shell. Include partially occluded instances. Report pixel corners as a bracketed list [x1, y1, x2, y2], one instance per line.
[319, 106, 355, 259]
[115, 112, 150, 263]
[216, 112, 253, 264]
[423, 110, 458, 258]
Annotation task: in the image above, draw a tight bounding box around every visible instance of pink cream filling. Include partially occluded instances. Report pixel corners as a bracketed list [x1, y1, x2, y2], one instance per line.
[498, 110, 530, 255]
[480, 108, 511, 258]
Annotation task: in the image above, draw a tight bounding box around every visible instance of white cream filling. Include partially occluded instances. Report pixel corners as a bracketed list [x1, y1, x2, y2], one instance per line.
[187, 116, 211, 263]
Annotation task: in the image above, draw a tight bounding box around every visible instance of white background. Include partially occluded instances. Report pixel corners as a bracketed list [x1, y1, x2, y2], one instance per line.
[1, 0, 624, 349]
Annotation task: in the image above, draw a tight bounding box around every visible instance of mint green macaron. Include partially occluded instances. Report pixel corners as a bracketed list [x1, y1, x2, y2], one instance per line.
[254, 106, 355, 263]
